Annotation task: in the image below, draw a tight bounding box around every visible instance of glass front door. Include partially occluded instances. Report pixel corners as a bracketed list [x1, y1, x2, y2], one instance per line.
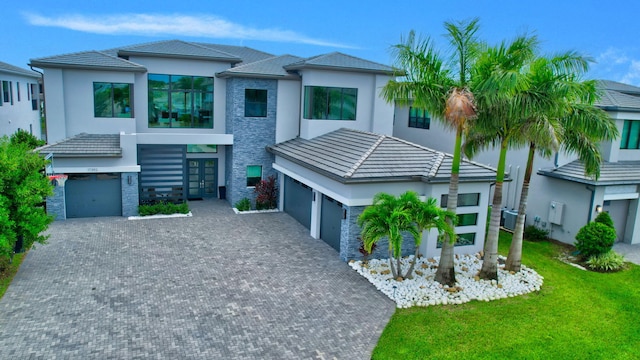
[188, 159, 218, 199]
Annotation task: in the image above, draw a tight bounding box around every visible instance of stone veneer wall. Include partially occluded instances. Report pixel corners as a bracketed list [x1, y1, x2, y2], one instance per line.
[46, 184, 66, 221]
[225, 78, 278, 207]
[340, 205, 416, 261]
[121, 172, 139, 217]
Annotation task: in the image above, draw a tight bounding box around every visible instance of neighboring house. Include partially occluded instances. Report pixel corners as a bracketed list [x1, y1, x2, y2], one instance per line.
[393, 80, 640, 245]
[0, 61, 42, 139]
[30, 40, 499, 260]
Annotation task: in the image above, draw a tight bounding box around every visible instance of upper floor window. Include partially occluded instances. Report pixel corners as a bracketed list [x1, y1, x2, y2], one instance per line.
[409, 107, 430, 129]
[2, 80, 13, 105]
[93, 82, 133, 118]
[303, 86, 357, 120]
[245, 89, 268, 117]
[620, 120, 640, 149]
[29, 83, 38, 110]
[148, 74, 214, 129]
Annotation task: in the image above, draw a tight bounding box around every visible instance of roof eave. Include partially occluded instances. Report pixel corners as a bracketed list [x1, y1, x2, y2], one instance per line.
[215, 71, 300, 80]
[118, 50, 241, 64]
[28, 62, 147, 73]
[283, 64, 395, 75]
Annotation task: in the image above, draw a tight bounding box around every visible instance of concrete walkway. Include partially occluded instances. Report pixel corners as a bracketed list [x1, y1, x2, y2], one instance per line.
[0, 200, 395, 359]
[613, 242, 640, 265]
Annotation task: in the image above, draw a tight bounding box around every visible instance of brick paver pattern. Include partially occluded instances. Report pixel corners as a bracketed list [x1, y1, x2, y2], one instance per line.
[0, 200, 394, 359]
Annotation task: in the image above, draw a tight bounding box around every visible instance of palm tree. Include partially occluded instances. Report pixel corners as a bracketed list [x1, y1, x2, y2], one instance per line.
[503, 56, 619, 271]
[464, 35, 539, 280]
[358, 192, 455, 280]
[382, 18, 480, 286]
[358, 192, 419, 279]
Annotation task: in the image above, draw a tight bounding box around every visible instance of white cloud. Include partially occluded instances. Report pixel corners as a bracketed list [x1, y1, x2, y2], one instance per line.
[620, 60, 640, 85]
[23, 12, 355, 48]
[591, 47, 640, 86]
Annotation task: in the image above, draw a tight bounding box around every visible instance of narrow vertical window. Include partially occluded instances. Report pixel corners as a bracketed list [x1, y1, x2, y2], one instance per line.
[16, 82, 20, 102]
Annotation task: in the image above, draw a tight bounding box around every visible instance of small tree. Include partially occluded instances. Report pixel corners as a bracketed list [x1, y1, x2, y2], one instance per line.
[575, 222, 616, 259]
[594, 211, 615, 229]
[254, 175, 278, 210]
[10, 129, 45, 149]
[0, 137, 53, 258]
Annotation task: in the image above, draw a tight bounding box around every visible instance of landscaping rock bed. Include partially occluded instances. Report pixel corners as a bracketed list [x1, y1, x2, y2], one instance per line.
[350, 253, 543, 308]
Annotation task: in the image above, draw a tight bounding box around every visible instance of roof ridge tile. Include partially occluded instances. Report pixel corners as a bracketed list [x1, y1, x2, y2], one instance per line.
[345, 134, 385, 178]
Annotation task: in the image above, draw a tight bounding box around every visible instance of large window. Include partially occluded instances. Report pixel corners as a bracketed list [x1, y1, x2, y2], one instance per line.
[2, 80, 13, 105]
[620, 120, 640, 149]
[246, 165, 262, 187]
[440, 193, 480, 207]
[245, 89, 267, 117]
[437, 233, 476, 248]
[457, 213, 478, 226]
[409, 107, 430, 129]
[94, 82, 132, 118]
[303, 86, 357, 120]
[148, 74, 214, 128]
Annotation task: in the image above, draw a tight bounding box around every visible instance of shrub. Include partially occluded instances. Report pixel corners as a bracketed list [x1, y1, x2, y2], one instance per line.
[138, 201, 189, 216]
[234, 198, 251, 212]
[10, 129, 45, 149]
[255, 175, 278, 210]
[524, 225, 549, 242]
[586, 251, 626, 272]
[574, 222, 616, 258]
[594, 211, 615, 229]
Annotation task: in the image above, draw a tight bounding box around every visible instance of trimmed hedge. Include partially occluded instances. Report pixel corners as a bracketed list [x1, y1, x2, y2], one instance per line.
[138, 201, 189, 216]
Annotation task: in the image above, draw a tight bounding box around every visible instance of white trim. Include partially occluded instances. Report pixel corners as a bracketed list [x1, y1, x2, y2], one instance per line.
[55, 165, 141, 173]
[273, 163, 373, 206]
[135, 133, 233, 145]
[604, 193, 639, 201]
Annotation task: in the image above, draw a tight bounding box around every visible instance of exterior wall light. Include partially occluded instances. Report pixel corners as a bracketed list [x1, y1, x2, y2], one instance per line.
[595, 205, 603, 213]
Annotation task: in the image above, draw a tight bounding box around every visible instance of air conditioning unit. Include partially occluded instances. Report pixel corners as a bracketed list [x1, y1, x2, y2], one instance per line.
[502, 210, 518, 231]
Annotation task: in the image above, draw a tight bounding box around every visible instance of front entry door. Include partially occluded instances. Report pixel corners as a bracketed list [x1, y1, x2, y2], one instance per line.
[188, 159, 218, 199]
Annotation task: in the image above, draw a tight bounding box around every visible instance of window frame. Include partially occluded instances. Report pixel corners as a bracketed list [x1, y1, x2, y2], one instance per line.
[457, 213, 479, 226]
[620, 120, 640, 149]
[2, 80, 13, 105]
[246, 165, 263, 187]
[244, 89, 268, 117]
[440, 193, 480, 207]
[408, 107, 430, 129]
[303, 86, 357, 120]
[148, 74, 214, 129]
[93, 82, 133, 118]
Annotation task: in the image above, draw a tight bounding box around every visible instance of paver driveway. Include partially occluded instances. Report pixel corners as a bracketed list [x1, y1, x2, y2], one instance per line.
[0, 200, 395, 359]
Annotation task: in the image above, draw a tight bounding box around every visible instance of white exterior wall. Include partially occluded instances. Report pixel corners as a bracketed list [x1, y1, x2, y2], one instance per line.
[298, 70, 394, 139]
[0, 71, 41, 139]
[61, 70, 137, 138]
[275, 79, 301, 143]
[42, 69, 66, 142]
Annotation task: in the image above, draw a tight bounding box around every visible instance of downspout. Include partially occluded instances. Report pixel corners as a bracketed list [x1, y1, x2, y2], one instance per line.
[29, 65, 47, 143]
[586, 185, 596, 222]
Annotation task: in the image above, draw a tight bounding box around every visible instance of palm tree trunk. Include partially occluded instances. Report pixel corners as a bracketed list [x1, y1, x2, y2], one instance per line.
[404, 241, 421, 279]
[478, 143, 507, 281]
[435, 167, 460, 286]
[505, 143, 535, 272]
[388, 246, 398, 279]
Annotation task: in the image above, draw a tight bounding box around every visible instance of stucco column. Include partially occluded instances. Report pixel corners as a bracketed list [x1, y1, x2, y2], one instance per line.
[309, 190, 321, 239]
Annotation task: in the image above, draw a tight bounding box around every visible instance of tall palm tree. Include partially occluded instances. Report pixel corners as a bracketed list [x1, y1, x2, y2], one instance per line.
[465, 35, 539, 280]
[503, 56, 619, 271]
[382, 18, 480, 286]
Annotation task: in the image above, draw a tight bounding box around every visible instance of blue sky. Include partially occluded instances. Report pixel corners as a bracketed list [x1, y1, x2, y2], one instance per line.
[3, 0, 640, 85]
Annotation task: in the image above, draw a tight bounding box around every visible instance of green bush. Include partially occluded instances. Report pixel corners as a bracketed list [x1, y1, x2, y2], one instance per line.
[594, 211, 615, 229]
[524, 225, 549, 242]
[234, 198, 251, 212]
[138, 201, 189, 216]
[586, 251, 626, 272]
[574, 222, 616, 258]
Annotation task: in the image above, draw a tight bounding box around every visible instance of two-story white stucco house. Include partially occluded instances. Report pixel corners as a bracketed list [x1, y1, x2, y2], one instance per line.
[393, 79, 640, 246]
[0, 61, 42, 139]
[30, 40, 500, 260]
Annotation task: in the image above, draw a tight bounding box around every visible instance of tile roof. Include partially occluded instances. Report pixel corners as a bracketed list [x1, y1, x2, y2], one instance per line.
[0, 61, 39, 78]
[30, 51, 146, 72]
[35, 133, 122, 158]
[115, 40, 241, 63]
[216, 55, 303, 79]
[193, 43, 274, 65]
[538, 159, 640, 185]
[267, 128, 499, 184]
[596, 80, 640, 112]
[283, 52, 396, 74]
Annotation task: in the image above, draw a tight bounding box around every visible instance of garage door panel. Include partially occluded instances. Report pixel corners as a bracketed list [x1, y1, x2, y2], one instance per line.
[320, 195, 342, 252]
[66, 173, 122, 218]
[284, 176, 312, 229]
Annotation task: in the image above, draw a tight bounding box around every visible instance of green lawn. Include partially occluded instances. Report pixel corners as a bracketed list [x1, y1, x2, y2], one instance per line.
[0, 252, 26, 299]
[373, 232, 640, 359]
